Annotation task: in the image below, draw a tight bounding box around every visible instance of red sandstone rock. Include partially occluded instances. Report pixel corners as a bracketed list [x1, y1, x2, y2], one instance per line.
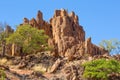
[23, 11, 52, 37]
[49, 9, 108, 59]
[50, 9, 85, 57]
[23, 18, 29, 25]
[10, 9, 108, 58]
[49, 59, 61, 73]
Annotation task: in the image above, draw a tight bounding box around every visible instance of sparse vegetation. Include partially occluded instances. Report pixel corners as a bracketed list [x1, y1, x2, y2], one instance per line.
[82, 59, 120, 80]
[99, 39, 120, 55]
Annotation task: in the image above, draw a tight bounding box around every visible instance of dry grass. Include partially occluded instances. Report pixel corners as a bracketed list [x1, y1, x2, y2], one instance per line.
[0, 58, 12, 65]
[0, 58, 7, 65]
[32, 64, 47, 74]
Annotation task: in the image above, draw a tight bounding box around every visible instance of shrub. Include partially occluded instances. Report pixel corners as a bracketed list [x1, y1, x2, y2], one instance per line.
[0, 69, 6, 80]
[82, 59, 120, 80]
[6, 24, 49, 54]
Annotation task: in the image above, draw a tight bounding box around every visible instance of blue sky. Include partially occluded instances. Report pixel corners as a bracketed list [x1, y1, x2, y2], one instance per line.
[0, 0, 120, 45]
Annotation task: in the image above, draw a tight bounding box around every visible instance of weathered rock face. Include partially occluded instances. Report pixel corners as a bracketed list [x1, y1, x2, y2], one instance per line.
[23, 11, 52, 37]
[49, 9, 108, 58]
[23, 18, 29, 25]
[76, 38, 108, 57]
[50, 9, 85, 57]
[5, 25, 14, 34]
[36, 10, 44, 27]
[13, 9, 108, 58]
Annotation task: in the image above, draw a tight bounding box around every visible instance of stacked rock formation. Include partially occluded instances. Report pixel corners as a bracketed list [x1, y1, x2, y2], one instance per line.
[49, 10, 85, 57]
[49, 9, 108, 59]
[23, 10, 52, 37]
[21, 9, 108, 58]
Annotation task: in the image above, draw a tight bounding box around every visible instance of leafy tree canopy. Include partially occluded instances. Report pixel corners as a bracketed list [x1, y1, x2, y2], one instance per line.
[82, 59, 120, 80]
[99, 39, 120, 55]
[6, 24, 49, 54]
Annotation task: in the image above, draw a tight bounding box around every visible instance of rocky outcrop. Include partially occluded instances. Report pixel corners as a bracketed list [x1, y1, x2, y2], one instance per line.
[50, 9, 85, 57]
[11, 9, 108, 58]
[23, 10, 52, 37]
[113, 54, 120, 61]
[49, 9, 108, 59]
[5, 25, 14, 34]
[23, 18, 29, 25]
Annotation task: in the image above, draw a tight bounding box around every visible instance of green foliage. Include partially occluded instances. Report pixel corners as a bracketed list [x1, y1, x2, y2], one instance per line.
[0, 23, 13, 56]
[0, 32, 5, 43]
[82, 59, 120, 80]
[0, 69, 6, 80]
[0, 22, 6, 33]
[6, 24, 49, 54]
[0, 23, 5, 43]
[99, 39, 120, 55]
[0, 23, 13, 40]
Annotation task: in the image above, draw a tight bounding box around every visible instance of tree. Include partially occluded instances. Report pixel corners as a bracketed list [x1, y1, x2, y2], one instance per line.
[0, 23, 13, 56]
[0, 69, 6, 80]
[0, 23, 5, 56]
[99, 39, 120, 55]
[6, 24, 49, 56]
[82, 59, 120, 80]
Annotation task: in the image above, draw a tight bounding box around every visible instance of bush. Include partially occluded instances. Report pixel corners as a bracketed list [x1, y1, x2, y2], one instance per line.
[82, 59, 120, 80]
[6, 24, 49, 54]
[0, 69, 6, 80]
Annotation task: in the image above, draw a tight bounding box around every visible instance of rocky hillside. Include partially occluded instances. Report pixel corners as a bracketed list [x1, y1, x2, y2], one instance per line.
[1, 9, 120, 80]
[22, 9, 108, 59]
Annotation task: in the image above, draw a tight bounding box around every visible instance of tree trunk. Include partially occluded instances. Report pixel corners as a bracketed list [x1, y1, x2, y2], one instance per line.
[20, 46, 23, 59]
